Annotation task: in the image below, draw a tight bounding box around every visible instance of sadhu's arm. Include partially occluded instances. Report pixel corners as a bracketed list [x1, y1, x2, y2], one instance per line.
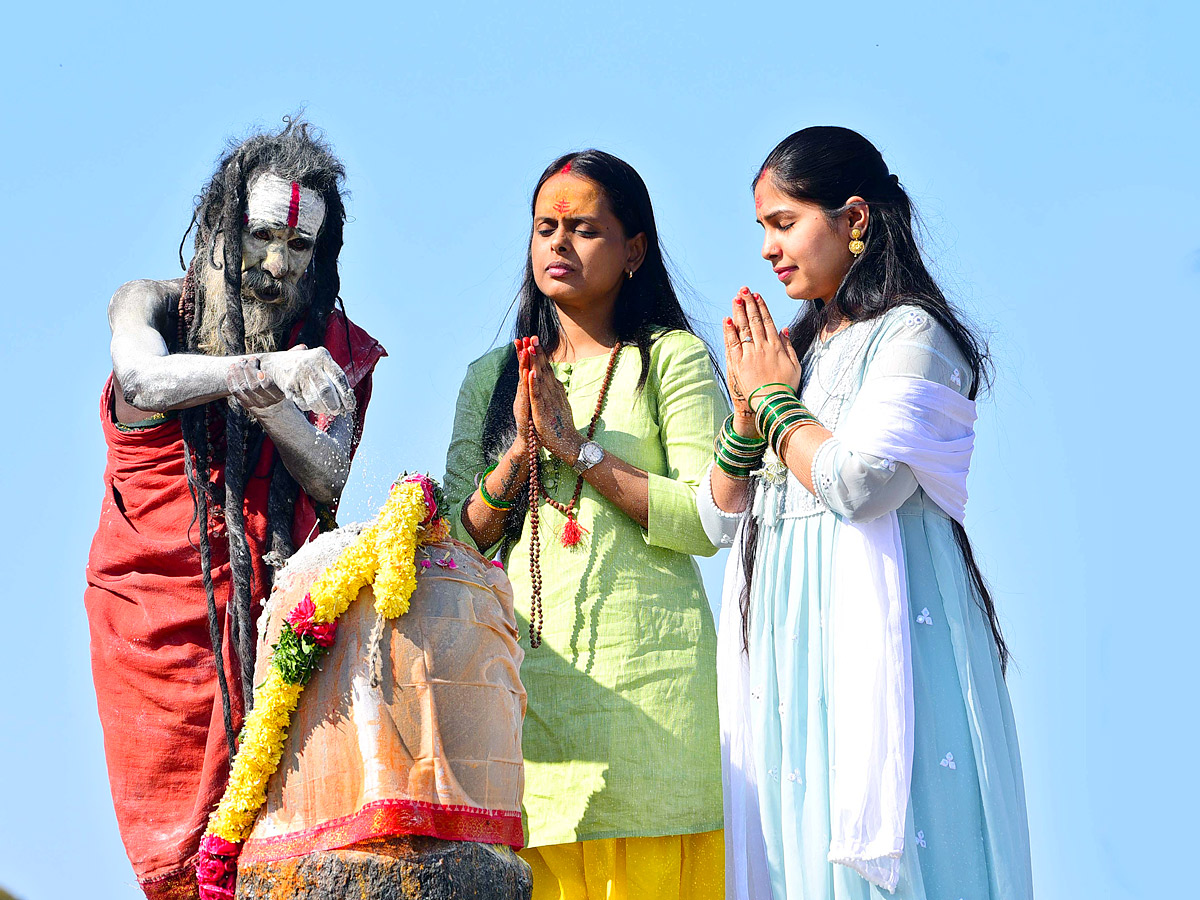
[108, 277, 354, 504]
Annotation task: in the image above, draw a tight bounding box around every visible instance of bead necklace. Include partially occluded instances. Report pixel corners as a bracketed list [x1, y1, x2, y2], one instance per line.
[526, 342, 622, 648]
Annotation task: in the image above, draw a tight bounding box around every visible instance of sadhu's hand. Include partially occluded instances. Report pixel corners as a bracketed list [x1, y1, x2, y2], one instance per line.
[727, 288, 800, 414]
[259, 345, 355, 418]
[226, 357, 286, 410]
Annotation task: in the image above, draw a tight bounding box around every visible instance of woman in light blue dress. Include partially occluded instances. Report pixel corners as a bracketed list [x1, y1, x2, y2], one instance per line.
[698, 127, 1033, 899]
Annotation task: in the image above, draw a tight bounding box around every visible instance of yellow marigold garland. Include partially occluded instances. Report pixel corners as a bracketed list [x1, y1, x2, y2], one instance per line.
[371, 481, 426, 618]
[201, 477, 444, 861]
[205, 667, 305, 842]
[308, 521, 380, 624]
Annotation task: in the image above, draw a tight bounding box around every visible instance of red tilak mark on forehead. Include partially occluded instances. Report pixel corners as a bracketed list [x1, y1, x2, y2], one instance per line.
[287, 181, 301, 229]
[553, 198, 571, 216]
[755, 195, 763, 209]
[560, 162, 572, 174]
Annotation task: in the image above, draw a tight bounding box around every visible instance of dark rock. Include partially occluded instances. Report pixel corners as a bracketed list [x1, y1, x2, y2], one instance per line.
[236, 836, 532, 900]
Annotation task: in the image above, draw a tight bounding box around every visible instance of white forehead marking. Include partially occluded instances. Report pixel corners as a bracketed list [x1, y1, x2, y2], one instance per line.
[245, 171, 326, 240]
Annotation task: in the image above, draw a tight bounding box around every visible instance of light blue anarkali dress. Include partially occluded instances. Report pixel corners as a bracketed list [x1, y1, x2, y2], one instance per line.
[701, 306, 1033, 900]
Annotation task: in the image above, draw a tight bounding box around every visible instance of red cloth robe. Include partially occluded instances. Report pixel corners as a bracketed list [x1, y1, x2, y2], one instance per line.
[84, 311, 385, 899]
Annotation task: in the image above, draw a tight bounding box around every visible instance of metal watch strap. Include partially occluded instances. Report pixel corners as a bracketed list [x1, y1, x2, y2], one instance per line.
[572, 440, 604, 474]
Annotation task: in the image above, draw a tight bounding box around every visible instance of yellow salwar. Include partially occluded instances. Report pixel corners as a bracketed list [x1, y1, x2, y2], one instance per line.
[520, 829, 724, 900]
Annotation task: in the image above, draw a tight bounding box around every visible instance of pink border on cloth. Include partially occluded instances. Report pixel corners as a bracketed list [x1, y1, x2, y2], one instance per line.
[239, 797, 524, 863]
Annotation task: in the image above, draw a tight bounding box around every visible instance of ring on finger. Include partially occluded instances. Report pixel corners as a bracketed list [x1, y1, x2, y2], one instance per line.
[741, 335, 754, 343]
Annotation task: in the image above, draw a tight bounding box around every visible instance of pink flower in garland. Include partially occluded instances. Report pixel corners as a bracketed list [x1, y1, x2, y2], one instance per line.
[307, 620, 338, 648]
[196, 833, 240, 900]
[287, 593, 316, 628]
[286, 593, 338, 647]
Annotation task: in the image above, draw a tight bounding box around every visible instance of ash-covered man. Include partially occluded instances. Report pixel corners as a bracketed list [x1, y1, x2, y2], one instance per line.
[84, 121, 385, 898]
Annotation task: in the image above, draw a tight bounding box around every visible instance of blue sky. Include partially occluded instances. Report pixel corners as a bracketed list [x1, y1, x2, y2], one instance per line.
[1, 2, 1195, 898]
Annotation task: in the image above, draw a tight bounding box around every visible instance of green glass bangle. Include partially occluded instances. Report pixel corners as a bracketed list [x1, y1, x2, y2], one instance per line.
[477, 464, 514, 511]
[717, 434, 765, 459]
[716, 437, 761, 461]
[747, 382, 796, 408]
[767, 415, 806, 450]
[767, 411, 819, 457]
[772, 421, 805, 458]
[756, 390, 802, 415]
[719, 450, 764, 468]
[765, 407, 817, 445]
[773, 415, 817, 455]
[722, 414, 766, 450]
[755, 393, 813, 440]
[724, 433, 766, 454]
[714, 454, 754, 479]
[754, 393, 801, 431]
[752, 391, 796, 415]
[756, 404, 794, 442]
[764, 414, 815, 454]
[716, 446, 760, 473]
[715, 445, 756, 468]
[716, 428, 766, 466]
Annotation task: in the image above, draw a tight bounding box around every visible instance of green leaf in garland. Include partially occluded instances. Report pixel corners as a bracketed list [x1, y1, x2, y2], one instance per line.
[271, 623, 327, 685]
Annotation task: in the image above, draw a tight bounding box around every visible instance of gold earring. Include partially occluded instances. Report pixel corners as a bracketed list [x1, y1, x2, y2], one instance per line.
[626, 269, 634, 279]
[849, 228, 865, 257]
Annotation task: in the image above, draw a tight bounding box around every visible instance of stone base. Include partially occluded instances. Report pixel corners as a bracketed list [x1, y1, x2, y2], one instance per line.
[235, 837, 532, 900]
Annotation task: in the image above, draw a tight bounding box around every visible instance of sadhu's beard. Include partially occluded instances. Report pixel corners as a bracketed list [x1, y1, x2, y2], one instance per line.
[195, 265, 312, 356]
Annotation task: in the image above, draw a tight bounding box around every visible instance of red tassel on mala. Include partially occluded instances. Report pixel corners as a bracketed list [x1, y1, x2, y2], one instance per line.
[560, 516, 585, 547]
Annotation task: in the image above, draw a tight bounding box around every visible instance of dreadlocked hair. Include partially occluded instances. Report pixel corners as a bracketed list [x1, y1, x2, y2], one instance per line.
[177, 117, 348, 748]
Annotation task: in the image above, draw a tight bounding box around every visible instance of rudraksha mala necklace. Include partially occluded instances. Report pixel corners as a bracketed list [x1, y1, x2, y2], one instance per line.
[526, 341, 621, 647]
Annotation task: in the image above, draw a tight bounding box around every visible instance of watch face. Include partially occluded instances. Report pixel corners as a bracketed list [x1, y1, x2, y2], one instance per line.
[577, 441, 603, 470]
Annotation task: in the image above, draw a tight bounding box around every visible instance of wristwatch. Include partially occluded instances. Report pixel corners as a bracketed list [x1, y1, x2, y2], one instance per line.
[572, 440, 605, 474]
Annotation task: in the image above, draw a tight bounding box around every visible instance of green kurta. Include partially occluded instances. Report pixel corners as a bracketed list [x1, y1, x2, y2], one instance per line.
[444, 330, 728, 847]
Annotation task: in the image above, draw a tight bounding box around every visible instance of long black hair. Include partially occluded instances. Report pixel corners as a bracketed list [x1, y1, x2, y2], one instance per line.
[740, 126, 1010, 673]
[177, 117, 347, 755]
[481, 149, 712, 560]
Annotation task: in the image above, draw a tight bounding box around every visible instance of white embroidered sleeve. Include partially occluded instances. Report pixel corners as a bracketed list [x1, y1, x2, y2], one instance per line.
[812, 306, 972, 524]
[697, 463, 744, 548]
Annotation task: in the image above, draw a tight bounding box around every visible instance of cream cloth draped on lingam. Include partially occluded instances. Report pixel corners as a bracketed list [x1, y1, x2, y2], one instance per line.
[239, 531, 527, 863]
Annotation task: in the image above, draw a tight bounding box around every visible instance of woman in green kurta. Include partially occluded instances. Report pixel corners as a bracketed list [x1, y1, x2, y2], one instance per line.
[443, 150, 727, 899]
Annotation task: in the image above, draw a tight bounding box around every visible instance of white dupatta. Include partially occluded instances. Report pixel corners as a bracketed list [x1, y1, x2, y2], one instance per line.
[718, 374, 976, 897]
[826, 375, 975, 890]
